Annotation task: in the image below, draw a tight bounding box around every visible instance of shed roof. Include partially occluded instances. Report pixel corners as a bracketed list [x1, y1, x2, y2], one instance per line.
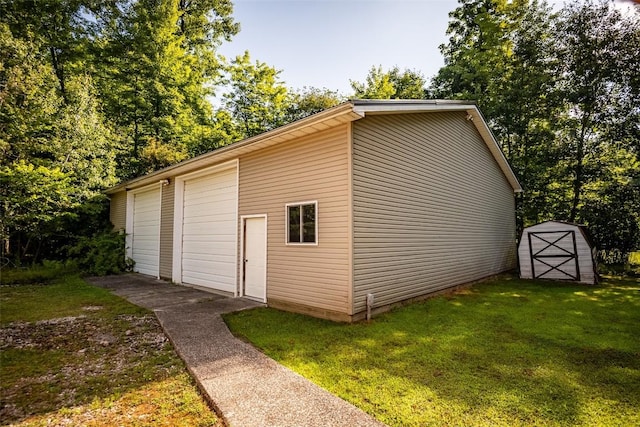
[106, 99, 522, 194]
[523, 220, 596, 249]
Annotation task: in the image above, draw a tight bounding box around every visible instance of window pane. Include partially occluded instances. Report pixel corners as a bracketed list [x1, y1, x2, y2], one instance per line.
[302, 204, 316, 243]
[288, 205, 301, 243]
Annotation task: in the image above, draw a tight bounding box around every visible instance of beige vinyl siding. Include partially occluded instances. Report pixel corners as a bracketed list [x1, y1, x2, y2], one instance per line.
[109, 191, 127, 231]
[239, 124, 351, 316]
[159, 181, 174, 279]
[352, 112, 517, 313]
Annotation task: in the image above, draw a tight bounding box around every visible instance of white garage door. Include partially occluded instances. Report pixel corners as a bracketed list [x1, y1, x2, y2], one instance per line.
[131, 187, 160, 277]
[181, 167, 237, 292]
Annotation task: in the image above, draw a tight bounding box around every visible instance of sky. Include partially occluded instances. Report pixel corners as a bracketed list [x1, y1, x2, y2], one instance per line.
[218, 0, 459, 95]
[218, 0, 638, 96]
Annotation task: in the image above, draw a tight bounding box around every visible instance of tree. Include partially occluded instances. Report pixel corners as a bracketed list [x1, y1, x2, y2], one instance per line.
[223, 51, 290, 138]
[430, 0, 516, 103]
[431, 0, 640, 257]
[1, 22, 117, 261]
[351, 65, 426, 99]
[1, 0, 245, 263]
[431, 0, 559, 232]
[0, 0, 119, 104]
[579, 147, 640, 262]
[0, 23, 61, 165]
[0, 161, 73, 260]
[286, 86, 344, 122]
[96, 0, 238, 178]
[553, 0, 640, 222]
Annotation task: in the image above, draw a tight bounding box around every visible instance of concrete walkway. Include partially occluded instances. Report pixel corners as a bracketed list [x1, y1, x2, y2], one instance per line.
[87, 274, 385, 427]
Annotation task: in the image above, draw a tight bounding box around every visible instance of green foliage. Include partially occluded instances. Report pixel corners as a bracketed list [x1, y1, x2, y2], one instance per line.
[0, 23, 62, 164]
[431, 0, 640, 255]
[97, 0, 218, 178]
[138, 137, 189, 172]
[68, 231, 133, 276]
[186, 109, 243, 157]
[351, 65, 426, 99]
[1, 16, 120, 263]
[0, 161, 73, 260]
[223, 51, 290, 138]
[0, 0, 239, 264]
[225, 276, 640, 426]
[286, 86, 344, 122]
[0, 161, 72, 233]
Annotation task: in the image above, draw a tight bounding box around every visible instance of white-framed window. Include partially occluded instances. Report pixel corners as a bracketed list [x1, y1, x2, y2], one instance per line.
[286, 201, 317, 244]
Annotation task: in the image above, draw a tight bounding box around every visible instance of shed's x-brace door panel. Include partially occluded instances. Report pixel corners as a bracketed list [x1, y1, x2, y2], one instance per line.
[528, 231, 580, 281]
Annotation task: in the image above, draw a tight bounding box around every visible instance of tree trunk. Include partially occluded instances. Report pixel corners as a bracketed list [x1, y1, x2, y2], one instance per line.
[569, 119, 588, 223]
[49, 46, 68, 104]
[569, 153, 583, 223]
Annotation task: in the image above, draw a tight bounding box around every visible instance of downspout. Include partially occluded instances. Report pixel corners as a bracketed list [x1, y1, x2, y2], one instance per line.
[366, 293, 374, 321]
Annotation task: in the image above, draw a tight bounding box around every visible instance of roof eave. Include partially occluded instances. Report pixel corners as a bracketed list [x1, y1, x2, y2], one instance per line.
[464, 106, 523, 193]
[106, 99, 523, 195]
[105, 101, 361, 194]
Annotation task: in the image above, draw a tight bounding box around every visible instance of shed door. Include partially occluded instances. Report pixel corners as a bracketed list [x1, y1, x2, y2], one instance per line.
[528, 230, 580, 281]
[131, 187, 160, 277]
[181, 167, 237, 292]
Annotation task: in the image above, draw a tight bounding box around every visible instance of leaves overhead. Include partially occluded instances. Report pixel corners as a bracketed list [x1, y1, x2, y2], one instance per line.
[351, 65, 427, 99]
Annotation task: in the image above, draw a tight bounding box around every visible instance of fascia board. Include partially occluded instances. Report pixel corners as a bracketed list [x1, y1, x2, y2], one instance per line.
[466, 106, 523, 193]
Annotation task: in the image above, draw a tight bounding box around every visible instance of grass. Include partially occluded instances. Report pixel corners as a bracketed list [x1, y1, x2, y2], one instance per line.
[0, 270, 220, 426]
[224, 275, 640, 427]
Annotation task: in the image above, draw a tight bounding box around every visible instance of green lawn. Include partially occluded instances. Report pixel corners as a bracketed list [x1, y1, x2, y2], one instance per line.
[1, 272, 219, 426]
[224, 275, 640, 427]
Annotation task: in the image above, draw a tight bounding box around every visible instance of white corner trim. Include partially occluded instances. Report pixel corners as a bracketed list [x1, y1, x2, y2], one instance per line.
[234, 159, 240, 297]
[156, 180, 163, 280]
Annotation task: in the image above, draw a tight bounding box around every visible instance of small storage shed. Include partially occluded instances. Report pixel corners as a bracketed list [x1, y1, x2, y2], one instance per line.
[518, 221, 597, 284]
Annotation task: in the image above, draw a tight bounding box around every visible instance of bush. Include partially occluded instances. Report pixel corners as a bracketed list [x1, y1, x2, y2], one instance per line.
[598, 250, 640, 277]
[68, 231, 133, 276]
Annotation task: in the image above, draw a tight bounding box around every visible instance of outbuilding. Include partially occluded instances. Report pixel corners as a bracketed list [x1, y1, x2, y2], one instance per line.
[107, 100, 523, 321]
[518, 221, 598, 284]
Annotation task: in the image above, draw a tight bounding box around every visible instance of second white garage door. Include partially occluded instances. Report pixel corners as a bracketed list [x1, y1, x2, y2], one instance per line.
[179, 165, 237, 293]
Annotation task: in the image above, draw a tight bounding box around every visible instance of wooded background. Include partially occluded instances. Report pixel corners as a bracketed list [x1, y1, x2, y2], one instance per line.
[1, 0, 638, 267]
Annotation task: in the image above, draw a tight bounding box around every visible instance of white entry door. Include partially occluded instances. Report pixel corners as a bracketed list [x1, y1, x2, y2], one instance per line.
[243, 216, 266, 302]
